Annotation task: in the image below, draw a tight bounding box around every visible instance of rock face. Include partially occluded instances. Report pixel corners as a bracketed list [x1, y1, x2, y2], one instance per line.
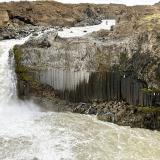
[0, 10, 9, 26]
[14, 22, 160, 89]
[15, 28, 160, 107]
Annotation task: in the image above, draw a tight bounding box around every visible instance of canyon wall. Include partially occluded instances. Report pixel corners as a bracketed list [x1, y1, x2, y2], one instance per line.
[14, 27, 160, 106]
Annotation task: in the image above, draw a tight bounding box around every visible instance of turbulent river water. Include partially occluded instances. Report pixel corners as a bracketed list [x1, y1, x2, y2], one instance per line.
[58, 20, 115, 38]
[1, 28, 160, 160]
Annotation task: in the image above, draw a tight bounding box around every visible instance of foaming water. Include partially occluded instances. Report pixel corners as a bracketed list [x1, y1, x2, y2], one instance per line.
[0, 37, 30, 103]
[1, 111, 160, 160]
[0, 30, 160, 160]
[58, 20, 115, 38]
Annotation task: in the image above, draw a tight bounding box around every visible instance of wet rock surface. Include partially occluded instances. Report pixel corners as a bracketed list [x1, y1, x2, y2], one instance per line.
[0, 24, 55, 40]
[73, 101, 160, 130]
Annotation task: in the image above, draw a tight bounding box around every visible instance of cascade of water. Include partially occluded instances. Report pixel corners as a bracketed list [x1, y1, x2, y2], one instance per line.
[0, 37, 30, 104]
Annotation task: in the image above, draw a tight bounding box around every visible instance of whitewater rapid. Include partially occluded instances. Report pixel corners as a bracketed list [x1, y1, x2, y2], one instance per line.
[0, 25, 160, 160]
[58, 20, 115, 38]
[0, 37, 30, 103]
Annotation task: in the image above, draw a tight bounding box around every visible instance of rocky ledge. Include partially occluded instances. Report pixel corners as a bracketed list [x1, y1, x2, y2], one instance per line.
[74, 101, 160, 130]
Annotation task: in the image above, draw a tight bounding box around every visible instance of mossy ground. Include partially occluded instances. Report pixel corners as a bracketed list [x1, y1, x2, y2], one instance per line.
[13, 46, 32, 82]
[143, 14, 160, 22]
[127, 104, 160, 114]
[141, 87, 160, 93]
[137, 106, 160, 113]
[138, 14, 160, 31]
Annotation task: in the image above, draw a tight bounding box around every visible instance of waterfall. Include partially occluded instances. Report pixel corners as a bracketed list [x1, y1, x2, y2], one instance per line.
[0, 37, 29, 103]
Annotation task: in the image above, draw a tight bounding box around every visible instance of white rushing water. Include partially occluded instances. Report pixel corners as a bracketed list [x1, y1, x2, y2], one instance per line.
[0, 27, 160, 160]
[0, 37, 30, 103]
[58, 20, 115, 38]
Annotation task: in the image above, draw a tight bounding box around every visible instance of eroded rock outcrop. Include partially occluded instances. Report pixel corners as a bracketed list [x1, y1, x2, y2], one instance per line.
[0, 10, 9, 26]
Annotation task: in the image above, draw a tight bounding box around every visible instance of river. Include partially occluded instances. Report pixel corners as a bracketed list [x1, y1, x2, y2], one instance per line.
[0, 25, 160, 160]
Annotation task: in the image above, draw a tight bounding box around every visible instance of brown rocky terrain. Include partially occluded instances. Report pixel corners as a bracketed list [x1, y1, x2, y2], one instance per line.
[0, 1, 160, 40]
[0, 1, 129, 27]
[0, 1, 159, 27]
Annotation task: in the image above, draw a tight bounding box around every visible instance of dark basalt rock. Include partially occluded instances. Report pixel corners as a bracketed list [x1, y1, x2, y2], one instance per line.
[73, 100, 160, 130]
[85, 7, 95, 18]
[31, 69, 159, 107]
[38, 38, 51, 48]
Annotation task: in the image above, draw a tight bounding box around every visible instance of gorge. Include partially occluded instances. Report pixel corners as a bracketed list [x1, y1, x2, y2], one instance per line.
[0, 0, 160, 159]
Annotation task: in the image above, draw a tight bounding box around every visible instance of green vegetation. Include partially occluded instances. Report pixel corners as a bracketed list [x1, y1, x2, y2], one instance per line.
[127, 104, 160, 113]
[141, 88, 153, 93]
[13, 46, 32, 82]
[137, 106, 160, 113]
[139, 14, 160, 31]
[141, 87, 160, 93]
[143, 14, 160, 22]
